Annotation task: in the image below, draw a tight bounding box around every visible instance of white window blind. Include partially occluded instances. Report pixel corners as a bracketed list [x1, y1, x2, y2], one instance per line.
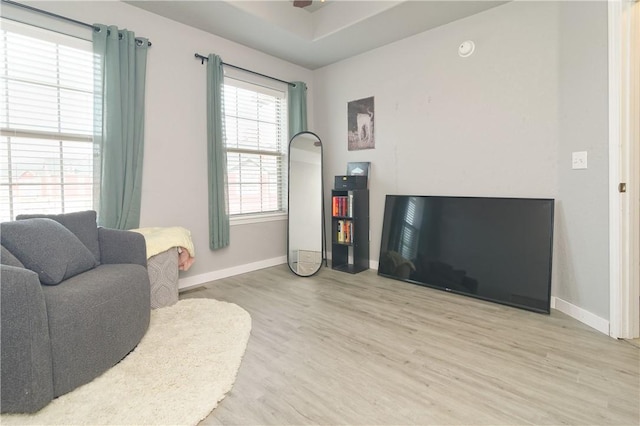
[0, 20, 95, 222]
[223, 74, 287, 216]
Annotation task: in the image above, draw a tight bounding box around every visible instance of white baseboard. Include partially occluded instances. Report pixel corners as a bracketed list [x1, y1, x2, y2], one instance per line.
[178, 256, 287, 291]
[551, 296, 610, 335]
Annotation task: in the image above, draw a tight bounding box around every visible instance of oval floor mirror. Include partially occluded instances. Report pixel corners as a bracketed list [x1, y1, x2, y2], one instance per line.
[287, 131, 326, 276]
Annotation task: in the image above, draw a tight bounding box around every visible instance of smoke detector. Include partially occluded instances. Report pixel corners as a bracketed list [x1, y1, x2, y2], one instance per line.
[458, 40, 475, 58]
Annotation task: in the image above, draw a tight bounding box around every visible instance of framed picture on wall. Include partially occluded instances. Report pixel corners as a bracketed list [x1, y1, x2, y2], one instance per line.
[347, 96, 375, 151]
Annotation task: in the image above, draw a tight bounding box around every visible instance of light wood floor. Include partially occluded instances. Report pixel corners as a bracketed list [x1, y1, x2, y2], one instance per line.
[181, 265, 640, 425]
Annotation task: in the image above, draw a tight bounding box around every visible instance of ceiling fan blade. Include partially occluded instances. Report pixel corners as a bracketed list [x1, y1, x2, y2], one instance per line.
[293, 1, 313, 8]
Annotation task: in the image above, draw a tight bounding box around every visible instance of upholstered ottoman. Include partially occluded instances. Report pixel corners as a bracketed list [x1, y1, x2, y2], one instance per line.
[147, 248, 179, 309]
[130, 227, 195, 309]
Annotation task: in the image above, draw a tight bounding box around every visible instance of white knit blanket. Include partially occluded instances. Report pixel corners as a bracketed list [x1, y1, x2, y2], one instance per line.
[131, 226, 195, 259]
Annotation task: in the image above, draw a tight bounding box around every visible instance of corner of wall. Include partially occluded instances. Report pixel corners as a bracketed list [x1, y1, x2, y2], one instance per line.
[551, 296, 610, 335]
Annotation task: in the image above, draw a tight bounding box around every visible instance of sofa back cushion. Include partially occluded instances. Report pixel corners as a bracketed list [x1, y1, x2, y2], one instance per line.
[0, 218, 97, 285]
[17, 210, 101, 264]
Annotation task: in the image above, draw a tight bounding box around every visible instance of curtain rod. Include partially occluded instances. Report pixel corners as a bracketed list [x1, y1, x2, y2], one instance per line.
[194, 53, 295, 87]
[1, 0, 152, 46]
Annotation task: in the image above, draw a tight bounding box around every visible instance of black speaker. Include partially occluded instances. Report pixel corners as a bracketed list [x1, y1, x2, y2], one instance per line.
[334, 175, 367, 190]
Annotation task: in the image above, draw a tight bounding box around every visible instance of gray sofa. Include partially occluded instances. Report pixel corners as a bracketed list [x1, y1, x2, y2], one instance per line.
[0, 211, 151, 414]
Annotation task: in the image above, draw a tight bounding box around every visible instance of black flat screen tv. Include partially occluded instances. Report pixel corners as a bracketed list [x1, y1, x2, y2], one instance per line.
[378, 195, 554, 313]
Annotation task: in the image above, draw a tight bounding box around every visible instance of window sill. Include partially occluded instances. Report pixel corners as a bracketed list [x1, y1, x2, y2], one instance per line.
[230, 212, 287, 226]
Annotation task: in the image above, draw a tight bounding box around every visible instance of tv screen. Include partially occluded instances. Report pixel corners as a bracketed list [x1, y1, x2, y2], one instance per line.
[378, 195, 554, 313]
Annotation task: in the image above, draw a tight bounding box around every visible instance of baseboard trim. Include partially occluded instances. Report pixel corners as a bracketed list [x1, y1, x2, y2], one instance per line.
[551, 296, 610, 335]
[178, 256, 287, 291]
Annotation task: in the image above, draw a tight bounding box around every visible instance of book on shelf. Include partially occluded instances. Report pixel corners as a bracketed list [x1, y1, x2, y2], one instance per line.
[343, 220, 348, 243]
[344, 220, 351, 243]
[336, 220, 354, 244]
[332, 195, 353, 217]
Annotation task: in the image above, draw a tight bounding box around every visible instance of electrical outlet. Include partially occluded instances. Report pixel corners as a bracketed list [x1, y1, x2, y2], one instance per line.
[572, 151, 588, 170]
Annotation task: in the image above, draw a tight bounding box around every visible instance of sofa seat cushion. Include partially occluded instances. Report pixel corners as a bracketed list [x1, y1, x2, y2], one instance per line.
[41, 264, 150, 397]
[0, 218, 97, 285]
[17, 210, 101, 265]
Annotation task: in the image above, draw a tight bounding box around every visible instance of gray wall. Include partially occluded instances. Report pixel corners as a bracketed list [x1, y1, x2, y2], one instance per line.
[315, 1, 610, 319]
[315, 2, 559, 268]
[556, 1, 610, 319]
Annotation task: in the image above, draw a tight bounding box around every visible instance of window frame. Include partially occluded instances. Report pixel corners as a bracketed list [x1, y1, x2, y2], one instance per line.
[0, 19, 96, 222]
[222, 68, 288, 225]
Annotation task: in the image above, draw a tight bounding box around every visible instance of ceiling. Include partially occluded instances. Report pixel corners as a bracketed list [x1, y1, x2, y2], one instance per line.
[126, 1, 508, 70]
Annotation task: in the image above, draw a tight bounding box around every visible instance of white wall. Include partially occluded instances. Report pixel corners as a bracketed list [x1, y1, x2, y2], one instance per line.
[16, 1, 314, 284]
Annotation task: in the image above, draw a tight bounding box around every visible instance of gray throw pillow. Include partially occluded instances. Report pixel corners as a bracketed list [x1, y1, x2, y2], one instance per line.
[0, 218, 97, 285]
[17, 210, 101, 264]
[1, 244, 25, 268]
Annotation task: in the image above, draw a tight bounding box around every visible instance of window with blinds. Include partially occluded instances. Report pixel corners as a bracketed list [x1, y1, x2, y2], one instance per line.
[223, 75, 287, 217]
[0, 20, 95, 222]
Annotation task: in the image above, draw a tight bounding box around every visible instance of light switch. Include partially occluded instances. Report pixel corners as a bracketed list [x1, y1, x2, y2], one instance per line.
[572, 151, 588, 170]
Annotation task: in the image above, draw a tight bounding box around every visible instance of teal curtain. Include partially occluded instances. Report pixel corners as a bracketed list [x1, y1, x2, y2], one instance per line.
[287, 81, 308, 137]
[207, 54, 230, 250]
[93, 24, 148, 229]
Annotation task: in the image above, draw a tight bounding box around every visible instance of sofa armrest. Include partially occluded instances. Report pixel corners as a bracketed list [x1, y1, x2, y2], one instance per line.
[1, 265, 54, 413]
[98, 228, 147, 267]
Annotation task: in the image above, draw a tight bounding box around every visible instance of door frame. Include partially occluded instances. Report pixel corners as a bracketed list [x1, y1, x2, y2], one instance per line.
[609, 0, 640, 339]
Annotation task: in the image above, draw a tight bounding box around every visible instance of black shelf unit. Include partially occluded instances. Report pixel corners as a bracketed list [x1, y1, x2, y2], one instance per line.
[331, 188, 369, 273]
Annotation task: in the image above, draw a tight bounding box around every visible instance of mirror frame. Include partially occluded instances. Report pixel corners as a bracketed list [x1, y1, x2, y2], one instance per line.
[287, 131, 327, 277]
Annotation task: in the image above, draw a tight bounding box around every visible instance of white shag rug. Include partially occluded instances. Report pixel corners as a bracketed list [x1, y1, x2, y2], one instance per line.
[1, 298, 252, 425]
